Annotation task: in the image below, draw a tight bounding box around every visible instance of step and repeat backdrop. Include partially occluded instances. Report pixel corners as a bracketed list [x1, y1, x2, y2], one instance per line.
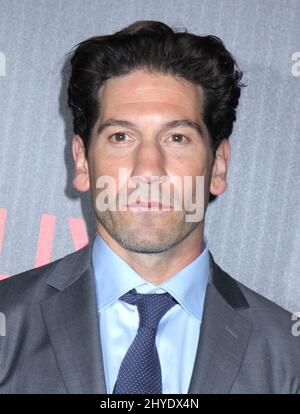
[0, 0, 299, 312]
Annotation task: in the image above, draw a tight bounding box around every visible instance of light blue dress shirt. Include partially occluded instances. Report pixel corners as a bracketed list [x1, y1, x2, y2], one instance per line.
[92, 233, 210, 394]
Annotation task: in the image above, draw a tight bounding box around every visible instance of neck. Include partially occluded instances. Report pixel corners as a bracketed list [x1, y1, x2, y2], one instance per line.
[95, 223, 205, 285]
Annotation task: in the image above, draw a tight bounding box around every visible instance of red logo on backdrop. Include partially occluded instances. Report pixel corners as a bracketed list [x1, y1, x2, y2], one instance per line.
[0, 208, 89, 280]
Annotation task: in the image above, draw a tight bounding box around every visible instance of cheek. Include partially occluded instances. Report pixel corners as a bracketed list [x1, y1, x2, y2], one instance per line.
[90, 163, 117, 185]
[167, 141, 210, 174]
[88, 156, 130, 197]
[89, 138, 136, 171]
[88, 141, 117, 175]
[168, 153, 209, 178]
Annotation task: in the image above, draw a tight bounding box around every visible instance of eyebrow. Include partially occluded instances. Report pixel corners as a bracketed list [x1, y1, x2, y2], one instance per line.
[97, 118, 205, 138]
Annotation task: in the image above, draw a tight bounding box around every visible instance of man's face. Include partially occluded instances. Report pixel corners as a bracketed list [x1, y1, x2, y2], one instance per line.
[73, 70, 230, 253]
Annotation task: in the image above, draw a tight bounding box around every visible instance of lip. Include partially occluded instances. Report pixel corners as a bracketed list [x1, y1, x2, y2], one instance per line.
[127, 201, 170, 210]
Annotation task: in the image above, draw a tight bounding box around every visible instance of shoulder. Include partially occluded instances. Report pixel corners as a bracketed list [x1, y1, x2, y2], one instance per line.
[238, 278, 291, 318]
[212, 260, 300, 389]
[235, 276, 294, 329]
[220, 267, 299, 351]
[0, 248, 84, 309]
[211, 255, 299, 346]
[211, 257, 294, 323]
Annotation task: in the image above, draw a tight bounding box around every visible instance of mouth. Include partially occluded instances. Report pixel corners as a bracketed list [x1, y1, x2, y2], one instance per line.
[127, 200, 170, 211]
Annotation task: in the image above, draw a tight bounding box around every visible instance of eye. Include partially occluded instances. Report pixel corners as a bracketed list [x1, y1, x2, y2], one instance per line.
[167, 134, 189, 144]
[108, 132, 132, 143]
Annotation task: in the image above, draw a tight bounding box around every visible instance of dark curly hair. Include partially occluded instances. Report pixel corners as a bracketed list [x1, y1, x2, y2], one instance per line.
[67, 20, 245, 157]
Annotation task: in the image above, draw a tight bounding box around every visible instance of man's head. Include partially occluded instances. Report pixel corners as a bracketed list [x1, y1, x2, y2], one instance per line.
[68, 20, 244, 254]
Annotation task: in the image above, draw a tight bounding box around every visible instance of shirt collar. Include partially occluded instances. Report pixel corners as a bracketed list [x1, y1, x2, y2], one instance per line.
[92, 233, 210, 321]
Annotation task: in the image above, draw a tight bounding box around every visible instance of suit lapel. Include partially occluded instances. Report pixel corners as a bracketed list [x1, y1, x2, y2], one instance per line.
[40, 244, 107, 394]
[188, 254, 253, 394]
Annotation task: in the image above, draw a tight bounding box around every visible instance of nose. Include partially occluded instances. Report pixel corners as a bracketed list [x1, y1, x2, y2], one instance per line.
[131, 140, 167, 182]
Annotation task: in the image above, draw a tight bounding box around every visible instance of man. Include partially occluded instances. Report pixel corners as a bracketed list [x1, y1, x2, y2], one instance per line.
[0, 20, 299, 394]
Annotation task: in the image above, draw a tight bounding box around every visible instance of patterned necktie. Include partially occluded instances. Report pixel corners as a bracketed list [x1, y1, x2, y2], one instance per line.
[113, 288, 177, 394]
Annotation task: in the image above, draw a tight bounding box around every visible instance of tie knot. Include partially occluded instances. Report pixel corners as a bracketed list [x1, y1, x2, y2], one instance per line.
[120, 289, 177, 329]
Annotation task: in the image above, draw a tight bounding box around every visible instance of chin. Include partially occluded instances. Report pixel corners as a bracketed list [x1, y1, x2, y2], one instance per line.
[118, 241, 174, 254]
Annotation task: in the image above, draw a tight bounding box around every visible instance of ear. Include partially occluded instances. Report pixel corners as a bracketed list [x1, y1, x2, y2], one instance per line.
[209, 139, 231, 196]
[72, 135, 90, 192]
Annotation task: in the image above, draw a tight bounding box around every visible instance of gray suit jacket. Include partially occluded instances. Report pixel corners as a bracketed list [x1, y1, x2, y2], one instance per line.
[0, 243, 299, 394]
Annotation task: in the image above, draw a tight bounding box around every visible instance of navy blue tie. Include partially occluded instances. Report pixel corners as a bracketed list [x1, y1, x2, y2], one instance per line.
[113, 289, 177, 394]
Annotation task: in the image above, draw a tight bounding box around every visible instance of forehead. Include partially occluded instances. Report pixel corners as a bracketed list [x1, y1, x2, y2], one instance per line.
[98, 70, 204, 121]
